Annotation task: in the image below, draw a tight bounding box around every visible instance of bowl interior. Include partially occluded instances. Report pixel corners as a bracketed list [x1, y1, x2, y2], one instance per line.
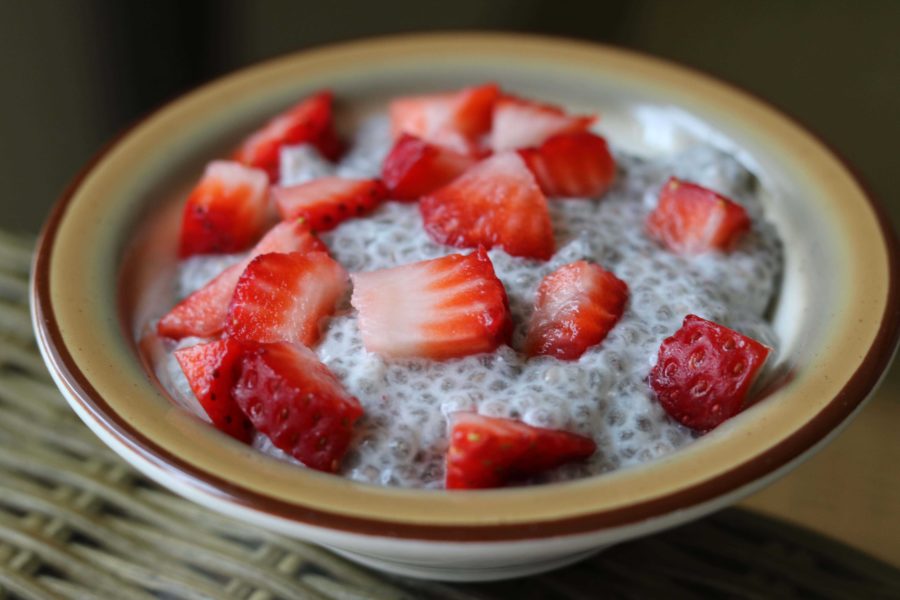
[36, 34, 896, 536]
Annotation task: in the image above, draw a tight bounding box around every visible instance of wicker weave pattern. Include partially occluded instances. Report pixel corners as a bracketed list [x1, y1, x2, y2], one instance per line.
[2, 233, 899, 599]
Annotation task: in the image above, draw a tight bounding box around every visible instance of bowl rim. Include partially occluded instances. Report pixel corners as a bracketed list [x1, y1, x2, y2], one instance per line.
[31, 31, 900, 542]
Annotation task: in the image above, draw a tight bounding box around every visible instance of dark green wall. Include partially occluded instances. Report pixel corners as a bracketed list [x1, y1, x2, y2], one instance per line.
[2, 0, 897, 234]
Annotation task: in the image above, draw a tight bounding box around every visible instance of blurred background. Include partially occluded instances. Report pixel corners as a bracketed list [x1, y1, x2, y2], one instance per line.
[2, 0, 898, 234]
[1, 0, 898, 566]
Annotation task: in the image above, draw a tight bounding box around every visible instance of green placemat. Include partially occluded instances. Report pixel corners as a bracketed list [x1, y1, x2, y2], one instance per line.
[2, 233, 898, 599]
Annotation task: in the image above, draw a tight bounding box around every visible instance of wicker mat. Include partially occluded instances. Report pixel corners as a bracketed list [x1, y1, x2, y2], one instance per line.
[2, 232, 898, 600]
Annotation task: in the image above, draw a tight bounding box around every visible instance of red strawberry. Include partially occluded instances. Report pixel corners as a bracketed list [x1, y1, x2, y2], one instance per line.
[273, 177, 388, 231]
[445, 413, 596, 489]
[174, 339, 253, 442]
[350, 248, 512, 360]
[234, 90, 342, 180]
[233, 341, 363, 472]
[227, 251, 349, 347]
[158, 220, 326, 339]
[178, 161, 270, 258]
[649, 314, 771, 431]
[525, 261, 628, 360]
[520, 131, 616, 198]
[381, 134, 478, 201]
[490, 96, 595, 153]
[420, 152, 555, 260]
[646, 177, 751, 254]
[389, 83, 499, 153]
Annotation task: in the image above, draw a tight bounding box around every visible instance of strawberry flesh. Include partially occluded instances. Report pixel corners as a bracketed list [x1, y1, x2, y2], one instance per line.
[649, 314, 771, 431]
[420, 152, 555, 260]
[227, 251, 349, 347]
[490, 95, 595, 153]
[520, 131, 616, 198]
[234, 90, 342, 180]
[646, 177, 751, 254]
[174, 338, 254, 442]
[178, 161, 270, 258]
[381, 134, 477, 201]
[158, 220, 326, 340]
[525, 261, 628, 360]
[350, 248, 512, 360]
[273, 177, 388, 232]
[389, 83, 499, 154]
[446, 413, 596, 489]
[233, 342, 363, 472]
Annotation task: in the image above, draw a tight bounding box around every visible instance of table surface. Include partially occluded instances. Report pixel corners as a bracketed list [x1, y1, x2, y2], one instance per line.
[1, 233, 897, 598]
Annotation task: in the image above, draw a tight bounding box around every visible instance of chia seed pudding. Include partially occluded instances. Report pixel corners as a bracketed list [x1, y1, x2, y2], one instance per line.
[152, 113, 782, 489]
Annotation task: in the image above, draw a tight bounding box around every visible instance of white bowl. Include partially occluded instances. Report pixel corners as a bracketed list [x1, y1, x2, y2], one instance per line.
[32, 33, 899, 581]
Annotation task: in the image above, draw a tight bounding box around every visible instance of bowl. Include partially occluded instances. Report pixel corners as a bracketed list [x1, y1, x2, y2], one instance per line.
[31, 33, 899, 581]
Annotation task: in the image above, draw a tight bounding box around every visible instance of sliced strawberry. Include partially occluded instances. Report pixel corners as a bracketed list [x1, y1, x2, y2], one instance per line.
[420, 152, 555, 260]
[446, 413, 596, 489]
[158, 220, 325, 340]
[227, 251, 349, 347]
[389, 83, 499, 154]
[520, 131, 616, 198]
[490, 95, 595, 153]
[350, 248, 511, 360]
[233, 342, 363, 472]
[178, 161, 270, 258]
[174, 339, 253, 442]
[649, 314, 771, 431]
[234, 90, 341, 180]
[646, 177, 751, 254]
[273, 177, 388, 232]
[381, 134, 478, 201]
[525, 261, 628, 360]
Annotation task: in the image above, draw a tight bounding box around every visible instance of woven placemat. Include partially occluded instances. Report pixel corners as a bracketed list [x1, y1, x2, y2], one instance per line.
[2, 232, 898, 599]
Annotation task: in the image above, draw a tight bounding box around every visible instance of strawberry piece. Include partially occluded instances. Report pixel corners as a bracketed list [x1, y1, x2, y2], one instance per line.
[520, 131, 616, 198]
[234, 90, 342, 180]
[646, 177, 751, 254]
[420, 152, 555, 260]
[233, 342, 363, 472]
[389, 83, 499, 154]
[273, 177, 388, 232]
[178, 161, 270, 258]
[158, 220, 326, 340]
[649, 315, 771, 431]
[174, 339, 253, 442]
[350, 248, 512, 360]
[227, 251, 349, 347]
[381, 134, 478, 201]
[525, 261, 628, 360]
[490, 96, 595, 153]
[446, 413, 596, 489]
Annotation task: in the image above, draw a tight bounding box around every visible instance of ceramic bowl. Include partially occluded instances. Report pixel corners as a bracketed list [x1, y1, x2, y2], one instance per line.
[31, 33, 899, 581]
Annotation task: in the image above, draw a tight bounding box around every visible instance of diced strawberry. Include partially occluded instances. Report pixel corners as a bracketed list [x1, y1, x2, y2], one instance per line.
[520, 131, 616, 198]
[389, 83, 499, 154]
[381, 134, 478, 201]
[227, 251, 349, 347]
[174, 339, 253, 442]
[350, 248, 512, 360]
[525, 261, 628, 360]
[234, 90, 342, 180]
[490, 95, 595, 153]
[445, 413, 596, 489]
[646, 177, 751, 254]
[420, 152, 555, 260]
[158, 220, 325, 340]
[273, 177, 388, 232]
[232, 341, 363, 472]
[649, 314, 771, 431]
[178, 161, 270, 258]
